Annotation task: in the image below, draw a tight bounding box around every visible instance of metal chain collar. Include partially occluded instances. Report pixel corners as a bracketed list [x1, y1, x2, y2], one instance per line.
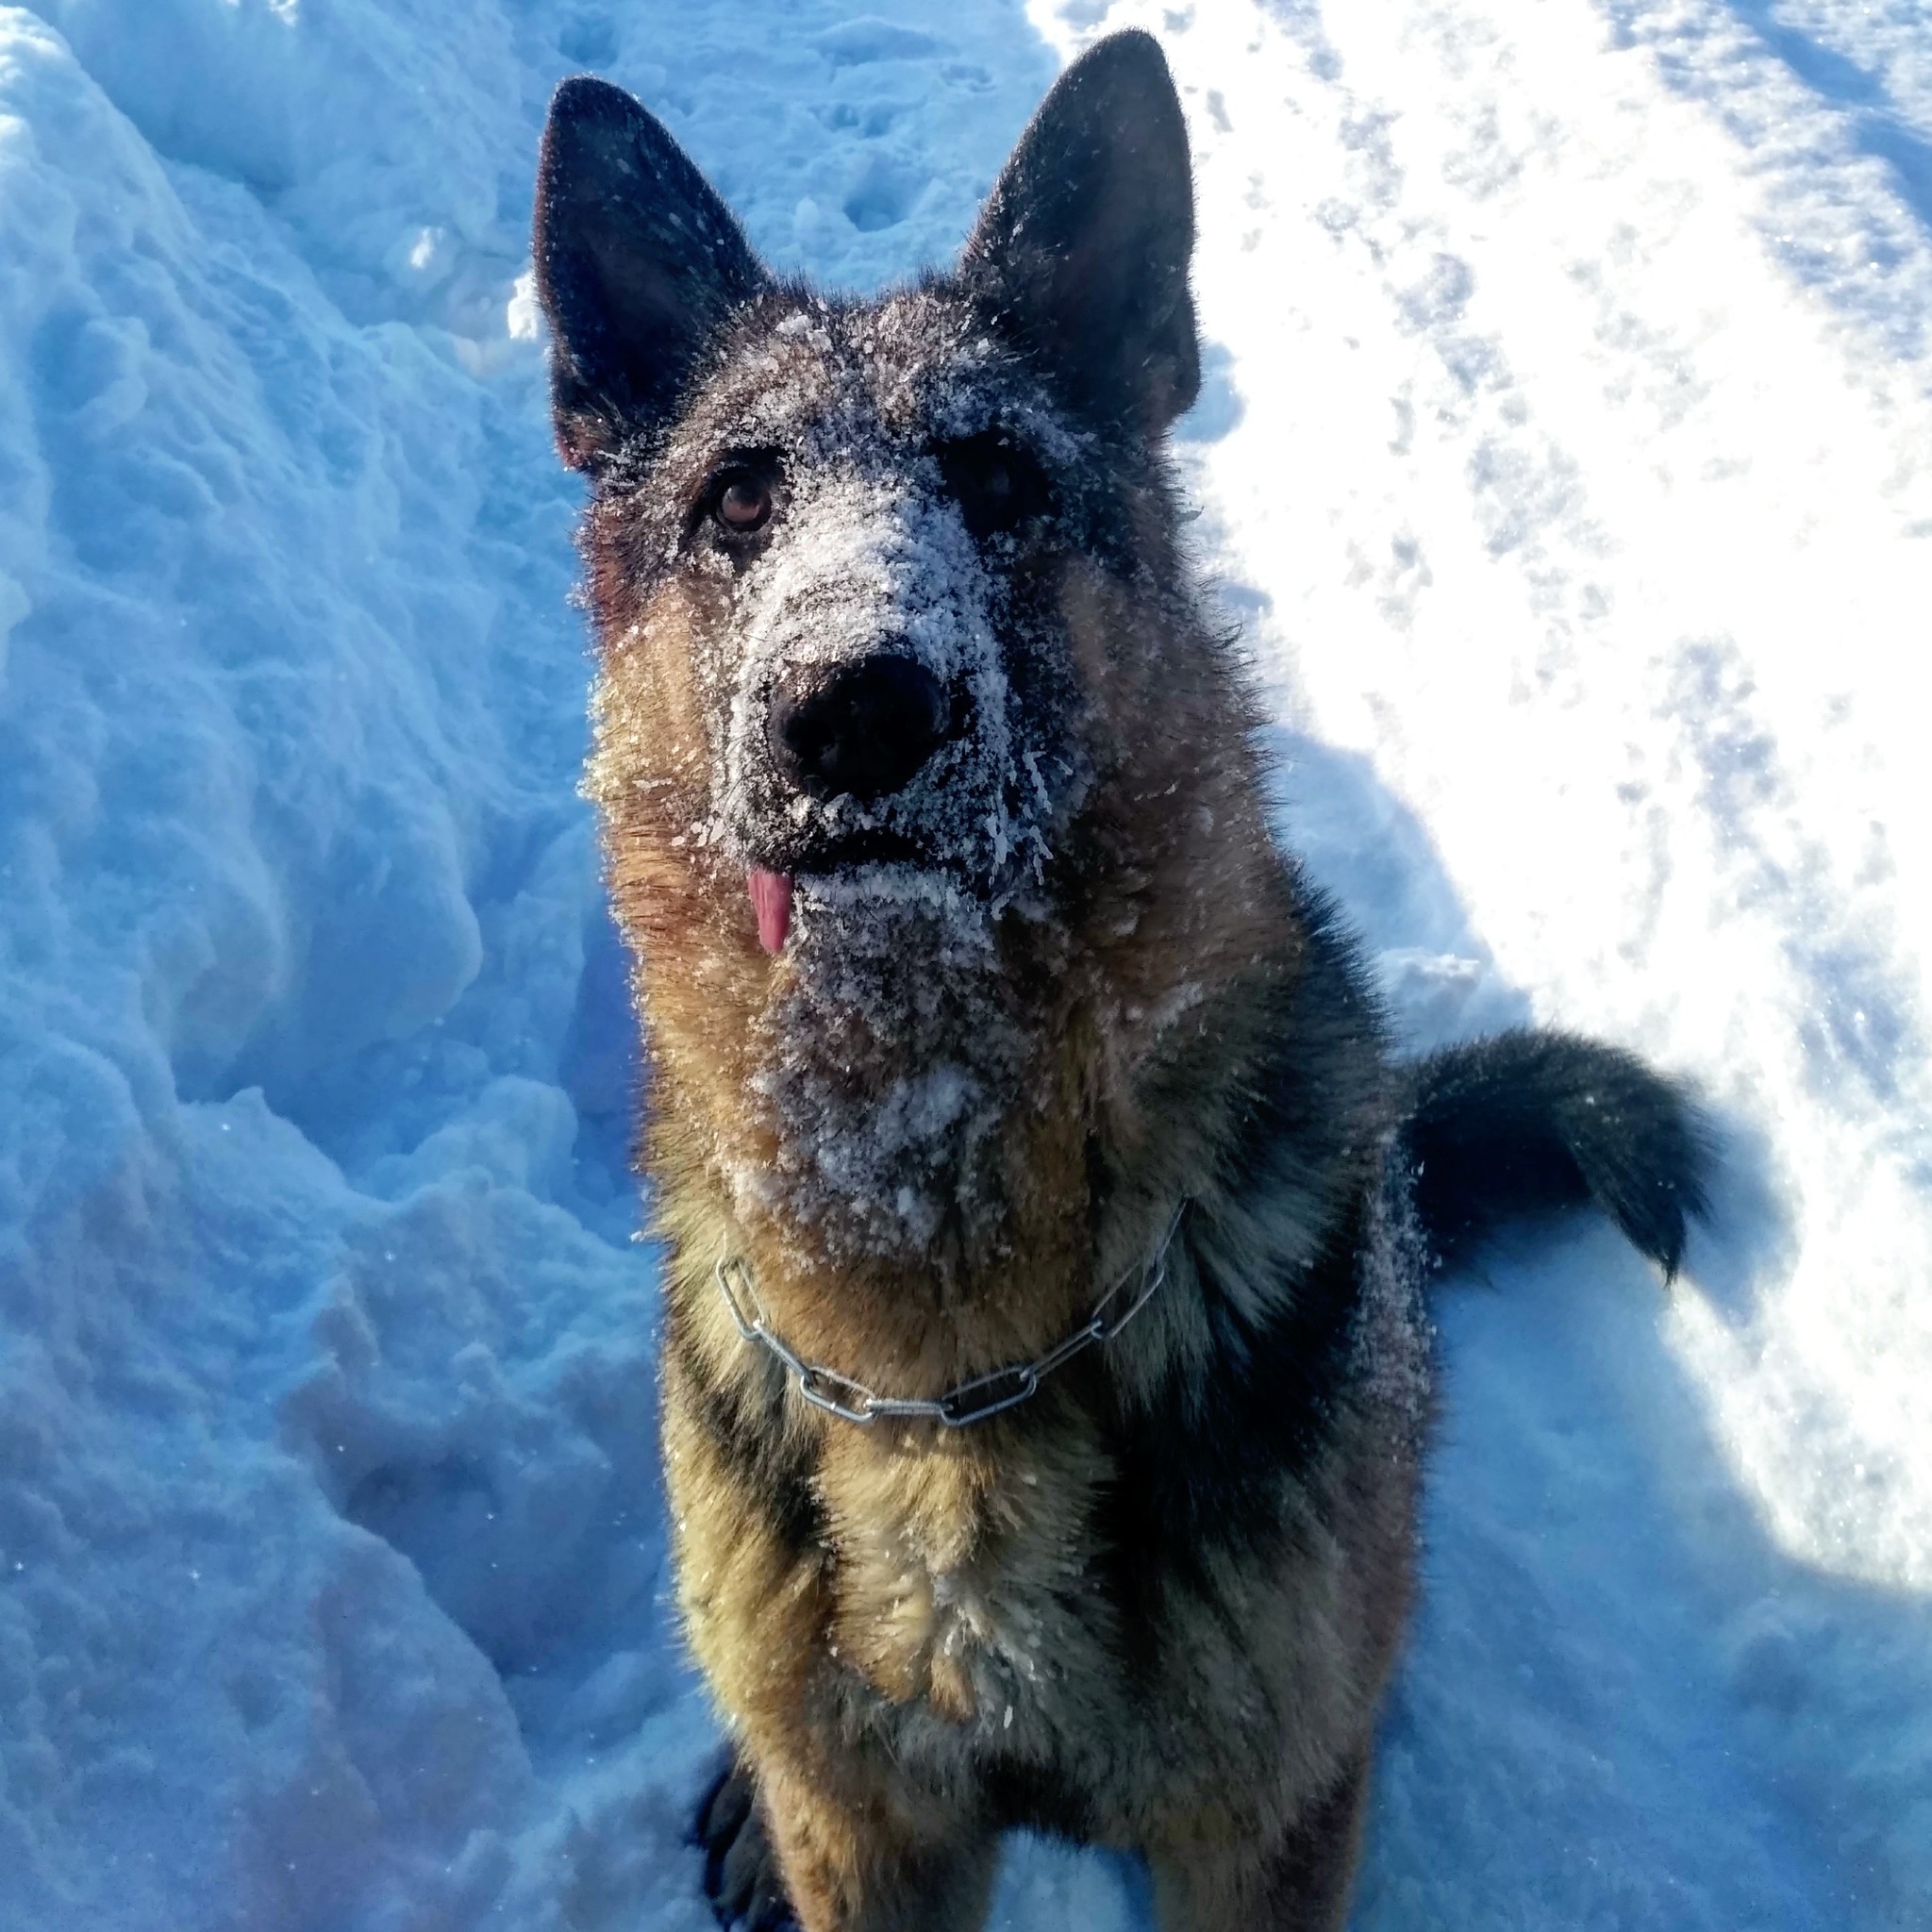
[712, 1201, 1190, 1428]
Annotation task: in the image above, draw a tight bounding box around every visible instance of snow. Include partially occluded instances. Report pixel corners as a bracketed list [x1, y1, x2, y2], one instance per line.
[0, 0, 1925, 1927]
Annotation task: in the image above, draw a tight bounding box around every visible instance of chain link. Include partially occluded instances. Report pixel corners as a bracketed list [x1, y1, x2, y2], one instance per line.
[712, 1201, 1189, 1428]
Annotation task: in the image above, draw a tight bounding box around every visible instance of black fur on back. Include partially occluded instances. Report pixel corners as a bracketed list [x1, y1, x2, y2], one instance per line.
[1401, 1029, 1712, 1280]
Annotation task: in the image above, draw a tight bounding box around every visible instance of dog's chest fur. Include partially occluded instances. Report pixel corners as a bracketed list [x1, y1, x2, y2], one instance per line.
[660, 1175, 1429, 1843]
[816, 1417, 1106, 1725]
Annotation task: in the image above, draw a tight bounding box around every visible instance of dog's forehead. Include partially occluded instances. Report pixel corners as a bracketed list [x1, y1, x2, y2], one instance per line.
[685, 291, 1010, 465]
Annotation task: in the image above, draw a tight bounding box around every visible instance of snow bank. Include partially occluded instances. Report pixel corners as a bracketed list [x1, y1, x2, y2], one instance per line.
[0, 0, 1925, 1925]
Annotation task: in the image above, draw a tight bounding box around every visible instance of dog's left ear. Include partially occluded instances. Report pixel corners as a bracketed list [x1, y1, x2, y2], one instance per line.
[962, 31, 1199, 436]
[534, 76, 768, 472]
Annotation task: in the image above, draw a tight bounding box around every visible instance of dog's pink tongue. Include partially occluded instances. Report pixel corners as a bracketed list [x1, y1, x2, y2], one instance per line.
[748, 868, 793, 954]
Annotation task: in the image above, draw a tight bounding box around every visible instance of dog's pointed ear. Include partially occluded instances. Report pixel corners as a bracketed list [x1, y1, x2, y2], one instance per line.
[961, 31, 1199, 436]
[534, 76, 768, 472]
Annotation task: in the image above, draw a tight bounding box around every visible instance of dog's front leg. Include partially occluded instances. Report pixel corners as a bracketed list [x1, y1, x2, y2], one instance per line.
[1145, 1754, 1370, 1932]
[705, 1750, 998, 1932]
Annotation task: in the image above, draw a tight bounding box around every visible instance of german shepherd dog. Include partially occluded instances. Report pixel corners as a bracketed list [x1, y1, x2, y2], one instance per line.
[533, 31, 1707, 1930]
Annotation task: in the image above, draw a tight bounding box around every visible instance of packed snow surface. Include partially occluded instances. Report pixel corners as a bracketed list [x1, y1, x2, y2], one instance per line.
[2, 0, 1928, 1925]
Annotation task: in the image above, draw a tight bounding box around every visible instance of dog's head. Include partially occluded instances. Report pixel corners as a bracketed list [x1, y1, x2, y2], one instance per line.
[534, 32, 1200, 956]
[534, 34, 1277, 1274]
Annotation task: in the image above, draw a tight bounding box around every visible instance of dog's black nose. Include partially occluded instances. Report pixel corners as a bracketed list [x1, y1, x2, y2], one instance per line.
[768, 654, 950, 802]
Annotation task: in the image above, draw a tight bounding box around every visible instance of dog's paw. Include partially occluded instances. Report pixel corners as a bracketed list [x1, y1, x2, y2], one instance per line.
[697, 1761, 799, 1932]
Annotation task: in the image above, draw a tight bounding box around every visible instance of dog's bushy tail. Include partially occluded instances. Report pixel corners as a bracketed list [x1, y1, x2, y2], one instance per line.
[1400, 1030, 1710, 1280]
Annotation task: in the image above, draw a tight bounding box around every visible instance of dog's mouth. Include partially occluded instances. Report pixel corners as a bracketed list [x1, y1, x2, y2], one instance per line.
[745, 828, 929, 953]
[748, 868, 793, 954]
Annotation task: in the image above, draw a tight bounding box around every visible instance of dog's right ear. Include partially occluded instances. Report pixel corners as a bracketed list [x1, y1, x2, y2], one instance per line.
[961, 31, 1199, 436]
[534, 77, 767, 472]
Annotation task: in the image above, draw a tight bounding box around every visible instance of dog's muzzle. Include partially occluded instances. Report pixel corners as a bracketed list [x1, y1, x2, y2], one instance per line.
[742, 649, 955, 958]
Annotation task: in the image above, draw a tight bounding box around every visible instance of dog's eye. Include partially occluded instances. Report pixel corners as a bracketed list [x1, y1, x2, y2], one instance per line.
[937, 433, 1053, 541]
[702, 465, 774, 540]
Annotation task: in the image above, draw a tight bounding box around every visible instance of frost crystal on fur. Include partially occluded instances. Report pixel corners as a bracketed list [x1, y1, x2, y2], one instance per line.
[1350, 1155, 1435, 1444]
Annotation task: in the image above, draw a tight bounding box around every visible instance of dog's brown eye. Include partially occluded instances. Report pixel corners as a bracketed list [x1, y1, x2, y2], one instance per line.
[937, 432, 1052, 541]
[714, 473, 772, 534]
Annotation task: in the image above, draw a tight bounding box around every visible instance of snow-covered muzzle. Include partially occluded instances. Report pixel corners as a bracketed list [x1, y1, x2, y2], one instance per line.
[714, 461, 1055, 950]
